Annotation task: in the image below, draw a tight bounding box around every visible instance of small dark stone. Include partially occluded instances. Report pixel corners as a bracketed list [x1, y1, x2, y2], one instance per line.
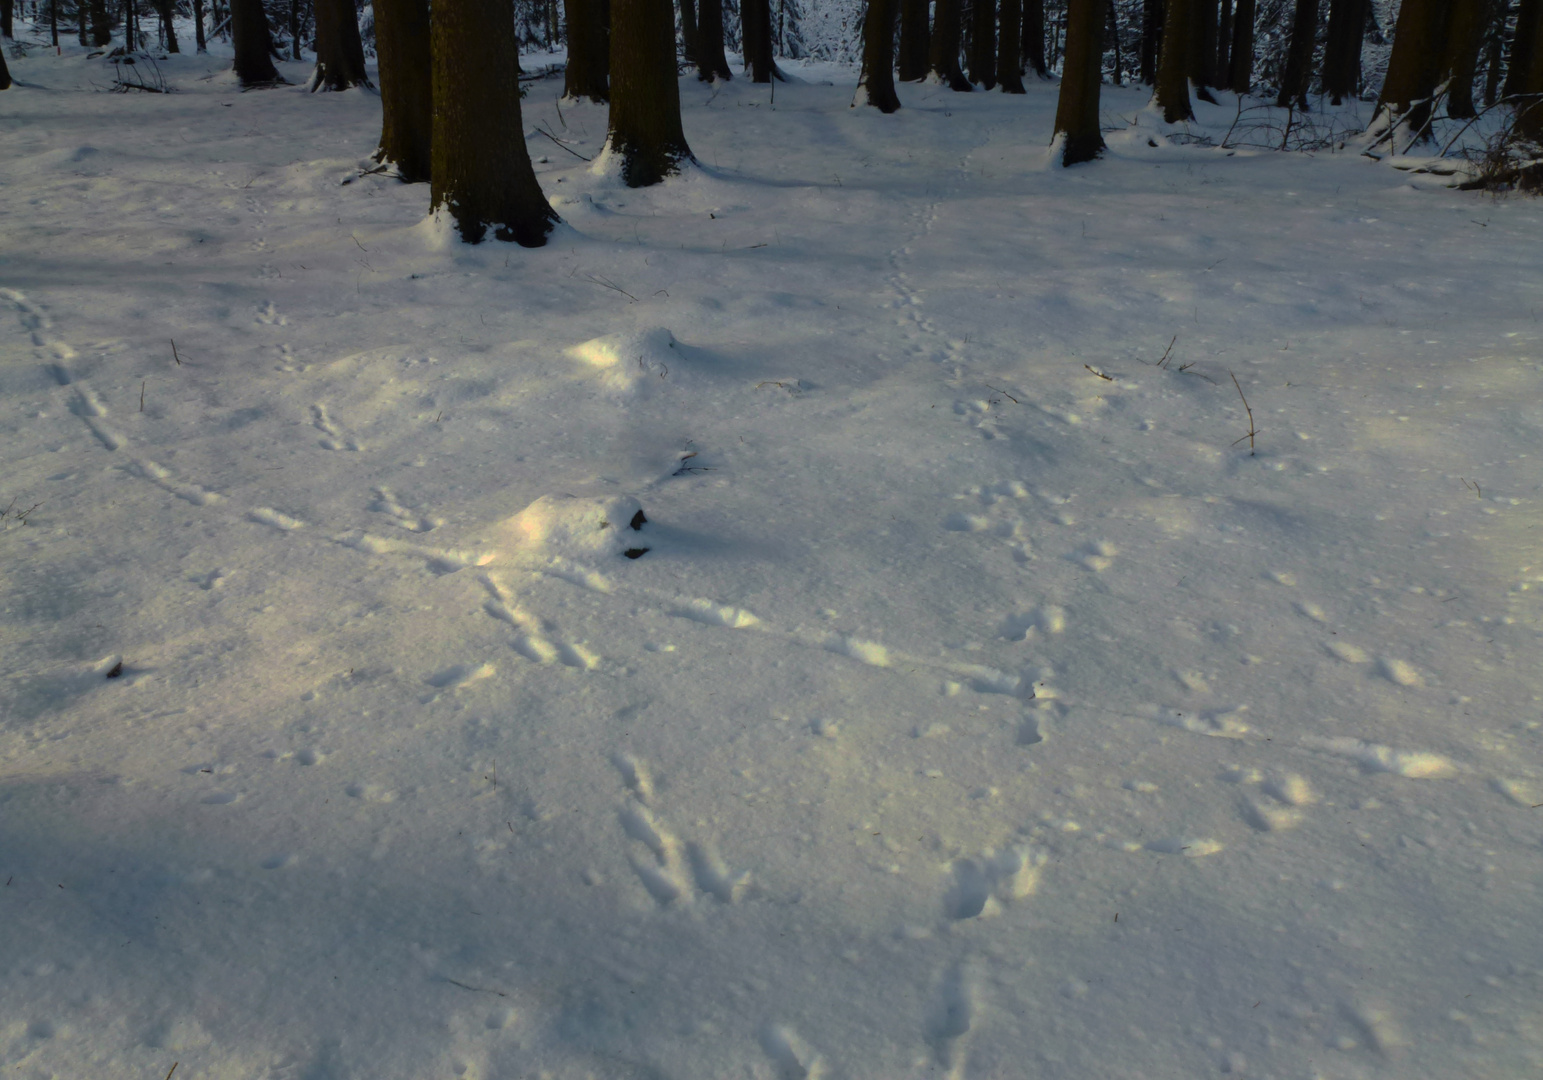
[105, 661, 123, 678]
[623, 548, 649, 559]
[629, 510, 647, 531]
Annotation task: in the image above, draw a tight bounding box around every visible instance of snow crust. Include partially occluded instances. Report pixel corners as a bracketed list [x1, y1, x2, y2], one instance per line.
[1, 44, 1542, 1080]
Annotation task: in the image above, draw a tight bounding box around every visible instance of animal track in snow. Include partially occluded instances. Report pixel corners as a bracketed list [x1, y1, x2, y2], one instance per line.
[3, 287, 76, 360]
[133, 460, 224, 506]
[371, 487, 441, 533]
[255, 300, 288, 326]
[943, 847, 1046, 920]
[612, 756, 748, 907]
[1303, 735, 1456, 778]
[1140, 702, 1250, 738]
[248, 507, 306, 531]
[311, 403, 361, 450]
[927, 961, 977, 1080]
[759, 1023, 827, 1080]
[478, 574, 598, 669]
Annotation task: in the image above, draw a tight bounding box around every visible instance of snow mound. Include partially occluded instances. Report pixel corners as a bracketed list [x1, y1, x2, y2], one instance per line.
[566, 327, 683, 397]
[499, 493, 649, 561]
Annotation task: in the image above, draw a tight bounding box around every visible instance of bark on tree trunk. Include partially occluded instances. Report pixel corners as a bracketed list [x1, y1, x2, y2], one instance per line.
[680, 0, 699, 65]
[1505, 0, 1540, 98]
[2, 0, 14, 40]
[998, 0, 1026, 89]
[564, 0, 610, 100]
[607, 0, 694, 185]
[89, 0, 110, 46]
[1155, 0, 1193, 118]
[431, 0, 557, 242]
[312, 0, 372, 89]
[1024, 0, 1047, 75]
[742, 0, 776, 81]
[155, 0, 179, 51]
[0, 48, 11, 89]
[1442, 0, 1487, 117]
[1214, 0, 1231, 85]
[1277, 0, 1318, 108]
[1515, 0, 1543, 137]
[1226, 0, 1252, 91]
[969, 0, 996, 86]
[695, 0, 731, 78]
[193, 0, 207, 51]
[898, 0, 930, 80]
[1055, 0, 1105, 162]
[1139, 0, 1160, 82]
[929, 0, 972, 87]
[1377, 0, 1453, 139]
[231, 0, 283, 84]
[375, 0, 431, 180]
[1189, 0, 1217, 99]
[1483, 0, 1507, 106]
[1323, 0, 1365, 103]
[857, 0, 901, 109]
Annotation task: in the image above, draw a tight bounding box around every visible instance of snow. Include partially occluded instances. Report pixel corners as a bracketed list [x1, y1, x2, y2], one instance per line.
[4, 44, 1543, 1080]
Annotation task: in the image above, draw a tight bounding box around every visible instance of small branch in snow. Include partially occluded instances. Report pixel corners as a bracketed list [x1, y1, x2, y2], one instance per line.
[170, 338, 182, 365]
[439, 977, 507, 997]
[1083, 364, 1113, 381]
[535, 124, 591, 161]
[579, 272, 637, 302]
[1461, 477, 1481, 498]
[986, 385, 1020, 405]
[1228, 371, 1258, 456]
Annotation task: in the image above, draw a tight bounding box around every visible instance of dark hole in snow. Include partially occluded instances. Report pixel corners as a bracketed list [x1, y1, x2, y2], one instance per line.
[624, 548, 649, 560]
[105, 661, 124, 679]
[629, 510, 647, 531]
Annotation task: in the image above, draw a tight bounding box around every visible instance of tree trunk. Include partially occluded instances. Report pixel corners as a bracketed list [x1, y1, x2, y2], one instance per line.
[89, 0, 110, 46]
[312, 0, 372, 88]
[999, 0, 1026, 88]
[564, 0, 609, 100]
[1024, 0, 1047, 74]
[1189, 0, 1216, 98]
[1505, 0, 1540, 98]
[898, 0, 930, 79]
[1516, 0, 1543, 137]
[431, 0, 557, 242]
[1323, 0, 1365, 103]
[742, 0, 776, 80]
[1214, 0, 1231, 84]
[155, 0, 179, 51]
[1442, 0, 1486, 117]
[680, 0, 699, 65]
[695, 0, 731, 78]
[1139, 0, 1160, 82]
[1226, 0, 1252, 91]
[231, 0, 282, 83]
[929, 0, 972, 87]
[857, 0, 901, 109]
[607, 0, 694, 185]
[1377, 0, 1452, 138]
[1154, 0, 1193, 118]
[77, 0, 87, 45]
[1483, 0, 1507, 105]
[0, 48, 10, 89]
[1055, 0, 1105, 162]
[2, 0, 13, 40]
[1276, 0, 1318, 108]
[51, 0, 60, 48]
[969, 0, 996, 86]
[375, 0, 431, 180]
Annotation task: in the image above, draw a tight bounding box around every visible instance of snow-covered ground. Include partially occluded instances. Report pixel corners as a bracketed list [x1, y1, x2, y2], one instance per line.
[3, 44, 1543, 1080]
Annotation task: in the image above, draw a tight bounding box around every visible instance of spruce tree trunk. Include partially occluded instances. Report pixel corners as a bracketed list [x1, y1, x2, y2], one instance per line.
[969, 0, 996, 86]
[1055, 0, 1106, 162]
[375, 0, 432, 180]
[1505, 0, 1541, 98]
[312, 0, 372, 89]
[193, 0, 207, 51]
[680, 0, 699, 65]
[898, 0, 930, 79]
[1442, 0, 1486, 117]
[607, 0, 694, 185]
[1276, 0, 1318, 108]
[1189, 0, 1216, 98]
[231, 0, 282, 84]
[0, 48, 10, 89]
[1154, 0, 1194, 118]
[1226, 0, 1252, 91]
[695, 0, 731, 78]
[88, 0, 109, 46]
[1377, 0, 1453, 139]
[1139, 0, 1161, 82]
[2, 0, 14, 39]
[77, 0, 87, 45]
[564, 0, 609, 100]
[1024, 0, 1047, 75]
[1214, 0, 1231, 85]
[1516, 0, 1543, 137]
[1323, 0, 1365, 103]
[857, 0, 901, 109]
[155, 0, 179, 51]
[431, 0, 557, 242]
[999, 0, 1026, 88]
[929, 0, 972, 86]
[1483, 0, 1507, 105]
[742, 0, 776, 81]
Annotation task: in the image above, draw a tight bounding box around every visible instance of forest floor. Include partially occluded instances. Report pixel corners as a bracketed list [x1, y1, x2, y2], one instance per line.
[3, 42, 1543, 1080]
